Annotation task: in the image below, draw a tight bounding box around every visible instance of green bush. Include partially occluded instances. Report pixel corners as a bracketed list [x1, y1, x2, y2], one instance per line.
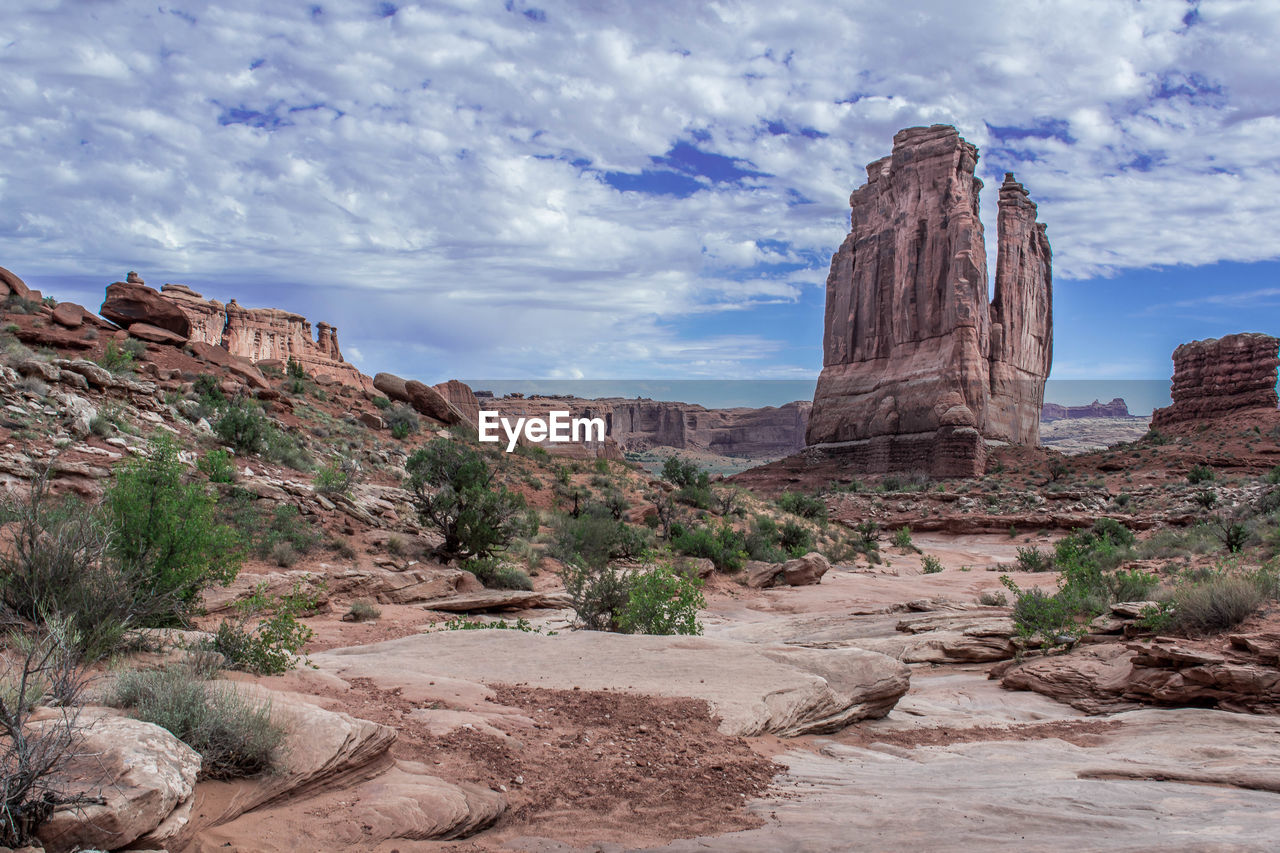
[892, 526, 914, 550]
[1265, 466, 1280, 485]
[777, 491, 827, 521]
[616, 564, 704, 636]
[215, 400, 270, 454]
[744, 516, 787, 563]
[562, 561, 635, 631]
[661, 456, 701, 488]
[1016, 547, 1053, 572]
[103, 434, 241, 623]
[921, 555, 943, 574]
[198, 449, 236, 484]
[313, 457, 360, 496]
[461, 556, 534, 590]
[112, 664, 284, 779]
[1171, 572, 1264, 634]
[208, 583, 316, 675]
[551, 508, 651, 568]
[1187, 465, 1215, 485]
[405, 438, 527, 560]
[372, 396, 391, 410]
[778, 520, 814, 556]
[286, 357, 307, 380]
[671, 523, 746, 572]
[95, 340, 135, 374]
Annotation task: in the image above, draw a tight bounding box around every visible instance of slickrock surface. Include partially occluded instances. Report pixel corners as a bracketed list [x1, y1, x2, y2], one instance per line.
[807, 126, 1051, 476]
[651, 709, 1280, 852]
[312, 631, 910, 737]
[1151, 332, 1279, 428]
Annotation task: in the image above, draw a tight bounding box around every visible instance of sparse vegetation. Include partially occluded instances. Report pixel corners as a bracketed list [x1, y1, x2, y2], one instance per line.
[346, 599, 381, 621]
[921, 554, 943, 574]
[207, 582, 318, 675]
[563, 561, 703, 635]
[111, 663, 284, 779]
[1186, 464, 1215, 485]
[777, 491, 827, 521]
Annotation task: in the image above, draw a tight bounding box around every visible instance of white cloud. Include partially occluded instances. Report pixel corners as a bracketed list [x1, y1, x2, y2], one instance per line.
[0, 0, 1276, 379]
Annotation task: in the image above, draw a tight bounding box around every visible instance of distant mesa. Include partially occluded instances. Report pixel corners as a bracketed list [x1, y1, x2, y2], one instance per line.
[1151, 332, 1279, 428]
[807, 125, 1052, 476]
[1041, 398, 1134, 422]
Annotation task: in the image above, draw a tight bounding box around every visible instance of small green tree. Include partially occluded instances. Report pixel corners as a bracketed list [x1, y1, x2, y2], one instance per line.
[617, 564, 704, 635]
[103, 433, 241, 622]
[405, 439, 527, 560]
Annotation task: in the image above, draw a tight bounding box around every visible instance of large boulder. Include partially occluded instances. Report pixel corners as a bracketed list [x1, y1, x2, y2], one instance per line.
[745, 552, 831, 588]
[314, 631, 911, 737]
[0, 264, 31, 299]
[373, 372, 410, 403]
[405, 379, 465, 425]
[100, 281, 191, 337]
[129, 322, 187, 345]
[188, 340, 268, 389]
[37, 711, 200, 853]
[433, 379, 482, 427]
[50, 301, 87, 328]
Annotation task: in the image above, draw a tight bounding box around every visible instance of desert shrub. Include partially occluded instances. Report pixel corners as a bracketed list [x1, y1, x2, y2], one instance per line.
[744, 516, 787, 563]
[385, 534, 406, 556]
[1000, 579, 1080, 645]
[551, 509, 651, 568]
[777, 491, 827, 521]
[892, 526, 914, 550]
[978, 589, 1008, 607]
[1265, 466, 1280, 485]
[207, 583, 316, 675]
[215, 400, 270, 454]
[346, 599, 381, 622]
[1209, 516, 1251, 554]
[102, 434, 241, 623]
[198, 449, 236, 484]
[1016, 547, 1054, 572]
[461, 556, 534, 590]
[1091, 517, 1136, 549]
[0, 619, 91, 846]
[1186, 465, 1215, 485]
[111, 665, 283, 779]
[269, 541, 298, 568]
[1170, 572, 1265, 635]
[372, 396, 391, 410]
[386, 404, 419, 439]
[121, 337, 147, 359]
[921, 555, 943, 574]
[405, 439, 527, 560]
[286, 357, 306, 379]
[671, 523, 746, 572]
[562, 562, 635, 631]
[616, 564, 704, 636]
[193, 373, 225, 405]
[661, 456, 700, 488]
[778, 520, 814, 556]
[15, 376, 47, 398]
[95, 340, 135, 373]
[313, 457, 360, 496]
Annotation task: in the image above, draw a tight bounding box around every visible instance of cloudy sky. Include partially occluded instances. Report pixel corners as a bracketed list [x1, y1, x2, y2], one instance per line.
[2, 0, 1278, 390]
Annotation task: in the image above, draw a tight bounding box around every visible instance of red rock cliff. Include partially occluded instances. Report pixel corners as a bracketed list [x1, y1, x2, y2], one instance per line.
[1150, 333, 1279, 428]
[806, 125, 1052, 476]
[158, 285, 371, 392]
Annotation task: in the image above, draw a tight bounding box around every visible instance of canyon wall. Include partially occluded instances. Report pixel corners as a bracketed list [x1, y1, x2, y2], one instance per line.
[806, 125, 1052, 476]
[1150, 333, 1279, 428]
[488, 395, 811, 458]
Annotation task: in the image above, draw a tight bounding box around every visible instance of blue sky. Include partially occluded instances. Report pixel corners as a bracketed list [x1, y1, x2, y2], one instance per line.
[2, 0, 1278, 389]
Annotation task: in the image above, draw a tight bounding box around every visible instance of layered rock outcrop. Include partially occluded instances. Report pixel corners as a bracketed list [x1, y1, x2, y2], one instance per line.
[488, 395, 811, 458]
[1150, 333, 1279, 428]
[807, 125, 1052, 476]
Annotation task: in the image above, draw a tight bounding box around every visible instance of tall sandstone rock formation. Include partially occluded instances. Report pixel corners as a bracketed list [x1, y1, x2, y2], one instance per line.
[156, 284, 372, 392]
[1150, 333, 1279, 428]
[807, 125, 1052, 476]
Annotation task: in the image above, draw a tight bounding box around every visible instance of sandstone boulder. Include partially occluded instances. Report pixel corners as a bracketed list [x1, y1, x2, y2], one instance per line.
[433, 379, 481, 427]
[38, 712, 200, 853]
[422, 589, 570, 612]
[405, 379, 467, 425]
[50, 302, 87, 328]
[0, 264, 31, 299]
[129, 322, 187, 345]
[746, 552, 831, 588]
[100, 281, 191, 336]
[314, 632, 910, 737]
[373, 372, 410, 403]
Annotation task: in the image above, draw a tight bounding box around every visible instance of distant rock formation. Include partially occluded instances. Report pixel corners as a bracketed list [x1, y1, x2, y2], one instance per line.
[807, 125, 1052, 476]
[1150, 333, 1279, 428]
[1041, 398, 1133, 422]
[101, 281, 192, 337]
[0, 265, 32, 300]
[488, 395, 811, 458]
[153, 283, 372, 391]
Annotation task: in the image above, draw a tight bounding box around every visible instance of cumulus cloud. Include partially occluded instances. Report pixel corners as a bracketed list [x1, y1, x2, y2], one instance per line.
[0, 0, 1276, 379]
